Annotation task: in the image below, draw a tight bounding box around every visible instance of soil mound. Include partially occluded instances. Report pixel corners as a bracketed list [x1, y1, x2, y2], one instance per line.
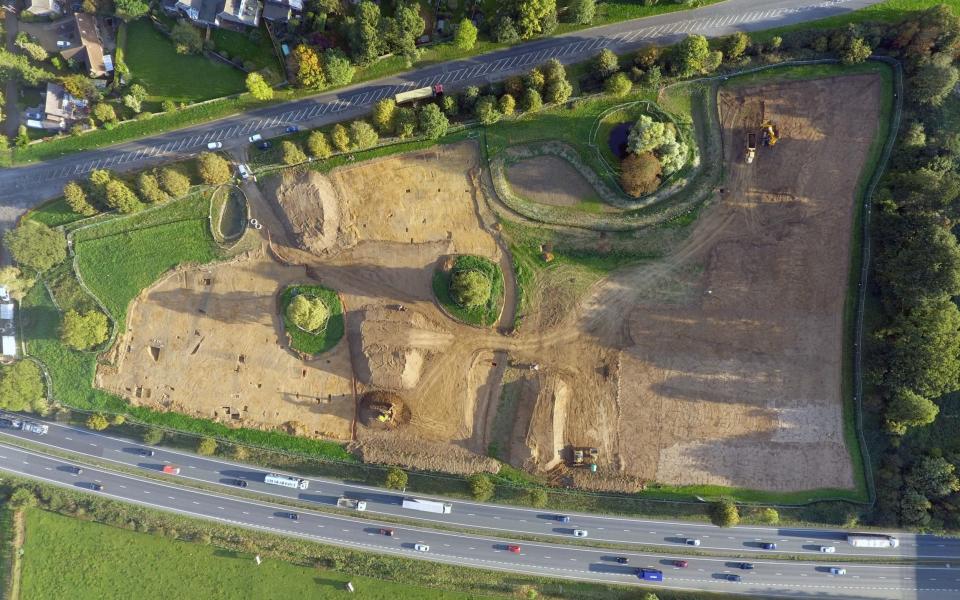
[352, 306, 453, 390]
[354, 429, 500, 475]
[358, 390, 411, 429]
[266, 170, 341, 255]
[511, 372, 569, 472]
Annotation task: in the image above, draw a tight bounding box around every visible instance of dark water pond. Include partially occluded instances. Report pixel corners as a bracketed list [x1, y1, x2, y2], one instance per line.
[608, 121, 632, 159]
[218, 189, 247, 240]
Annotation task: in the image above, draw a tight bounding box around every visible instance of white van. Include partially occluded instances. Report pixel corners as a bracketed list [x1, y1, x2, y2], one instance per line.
[248, 133, 262, 142]
[237, 163, 252, 180]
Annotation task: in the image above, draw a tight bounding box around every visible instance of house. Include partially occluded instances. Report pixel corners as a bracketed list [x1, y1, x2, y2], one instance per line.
[60, 13, 112, 79]
[262, 0, 301, 22]
[41, 82, 88, 129]
[24, 0, 62, 17]
[175, 0, 260, 28]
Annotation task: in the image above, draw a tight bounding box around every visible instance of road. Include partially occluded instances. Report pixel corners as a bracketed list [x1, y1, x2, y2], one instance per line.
[0, 0, 884, 228]
[1, 412, 958, 563]
[0, 442, 954, 599]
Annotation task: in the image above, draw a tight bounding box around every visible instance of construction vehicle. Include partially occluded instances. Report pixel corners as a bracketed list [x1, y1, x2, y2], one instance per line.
[370, 401, 394, 423]
[745, 132, 757, 163]
[761, 120, 779, 146]
[571, 447, 599, 472]
[395, 83, 443, 105]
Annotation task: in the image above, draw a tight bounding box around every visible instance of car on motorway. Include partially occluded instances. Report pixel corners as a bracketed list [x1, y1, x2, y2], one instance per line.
[726, 574, 742, 582]
[249, 133, 263, 142]
[71, 466, 84, 475]
[414, 543, 429, 552]
[572, 529, 588, 537]
[162, 465, 181, 475]
[91, 483, 104, 491]
[207, 141, 223, 150]
[614, 556, 629, 564]
[738, 562, 754, 570]
[233, 479, 248, 488]
[762, 542, 777, 550]
[507, 545, 521, 554]
[286, 512, 299, 521]
[379, 528, 395, 537]
[673, 560, 688, 568]
[137, 448, 155, 457]
[555, 515, 570, 523]
[820, 545, 836, 553]
[257, 141, 272, 150]
[829, 567, 847, 576]
[285, 125, 300, 133]
[685, 538, 701, 546]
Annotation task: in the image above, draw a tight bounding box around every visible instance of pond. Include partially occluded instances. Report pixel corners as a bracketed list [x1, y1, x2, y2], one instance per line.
[607, 121, 632, 160]
[217, 188, 247, 240]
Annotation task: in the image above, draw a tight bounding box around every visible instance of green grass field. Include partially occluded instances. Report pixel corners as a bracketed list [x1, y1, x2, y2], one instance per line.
[125, 21, 246, 104]
[432, 255, 504, 327]
[280, 285, 345, 355]
[212, 24, 283, 74]
[19, 509, 493, 600]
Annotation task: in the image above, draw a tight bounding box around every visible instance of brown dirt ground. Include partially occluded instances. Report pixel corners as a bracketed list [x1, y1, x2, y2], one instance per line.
[505, 155, 601, 207]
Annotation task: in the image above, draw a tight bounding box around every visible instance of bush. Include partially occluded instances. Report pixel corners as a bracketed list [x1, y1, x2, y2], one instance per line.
[4, 221, 66, 273]
[592, 49, 620, 80]
[307, 131, 332, 159]
[603, 72, 633, 97]
[543, 78, 572, 105]
[841, 37, 872, 64]
[0, 360, 46, 412]
[197, 152, 232, 185]
[451, 269, 492, 308]
[417, 103, 449, 140]
[372, 98, 396, 133]
[331, 124, 350, 153]
[286, 294, 329, 332]
[527, 488, 548, 508]
[754, 507, 779, 524]
[469, 473, 495, 501]
[475, 96, 501, 125]
[724, 32, 750, 60]
[349, 120, 378, 150]
[521, 88, 543, 112]
[498, 93, 516, 116]
[711, 498, 740, 527]
[142, 428, 164, 445]
[64, 180, 97, 216]
[8, 487, 38, 510]
[567, 0, 595, 24]
[384, 466, 408, 490]
[620, 151, 662, 197]
[61, 309, 109, 351]
[197, 437, 217, 456]
[245, 72, 274, 101]
[322, 49, 355, 87]
[171, 20, 203, 54]
[159, 167, 191, 198]
[86, 413, 110, 431]
[280, 140, 307, 165]
[453, 18, 478, 50]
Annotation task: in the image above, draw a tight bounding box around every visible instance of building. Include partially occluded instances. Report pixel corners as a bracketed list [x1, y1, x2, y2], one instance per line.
[175, 0, 260, 28]
[262, 0, 301, 22]
[24, 0, 62, 16]
[60, 13, 112, 79]
[40, 82, 88, 129]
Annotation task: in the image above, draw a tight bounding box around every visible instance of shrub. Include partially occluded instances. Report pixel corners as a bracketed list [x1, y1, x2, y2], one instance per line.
[469, 473, 495, 501]
[604, 72, 633, 97]
[592, 49, 620, 80]
[280, 140, 307, 165]
[307, 131, 332, 159]
[64, 180, 97, 216]
[711, 498, 740, 527]
[138, 172, 170, 204]
[567, 0, 595, 24]
[286, 294, 329, 332]
[159, 167, 191, 198]
[61, 309, 109, 350]
[197, 152, 232, 185]
[384, 466, 408, 490]
[86, 413, 110, 431]
[453, 18, 478, 50]
[331, 124, 350, 153]
[451, 269, 492, 308]
[197, 437, 218, 456]
[417, 103, 449, 140]
[372, 98, 396, 133]
[4, 221, 66, 272]
[620, 151, 661, 197]
[349, 120, 378, 150]
[527, 488, 548, 508]
[498, 93, 516, 116]
[475, 96, 501, 125]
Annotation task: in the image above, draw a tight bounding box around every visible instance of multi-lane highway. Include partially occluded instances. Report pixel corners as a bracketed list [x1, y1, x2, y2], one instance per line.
[1, 411, 957, 564]
[0, 0, 883, 227]
[0, 441, 955, 599]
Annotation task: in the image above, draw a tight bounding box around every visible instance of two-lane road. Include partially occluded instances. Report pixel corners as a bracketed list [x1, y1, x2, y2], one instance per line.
[0, 441, 954, 599]
[1, 412, 956, 562]
[0, 0, 883, 227]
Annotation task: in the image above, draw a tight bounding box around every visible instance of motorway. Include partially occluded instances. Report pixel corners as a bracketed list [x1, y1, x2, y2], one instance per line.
[0, 0, 885, 226]
[0, 441, 955, 599]
[1, 412, 959, 563]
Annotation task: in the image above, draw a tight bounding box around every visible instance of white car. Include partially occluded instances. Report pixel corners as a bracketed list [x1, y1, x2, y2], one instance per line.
[207, 141, 223, 150]
[685, 538, 701, 546]
[236, 163, 252, 180]
[819, 546, 836, 553]
[56, 40, 71, 48]
[573, 529, 588, 538]
[414, 543, 429, 552]
[248, 133, 262, 142]
[829, 567, 846, 576]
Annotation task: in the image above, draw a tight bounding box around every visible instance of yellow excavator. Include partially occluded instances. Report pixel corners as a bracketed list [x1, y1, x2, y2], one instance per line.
[761, 120, 779, 146]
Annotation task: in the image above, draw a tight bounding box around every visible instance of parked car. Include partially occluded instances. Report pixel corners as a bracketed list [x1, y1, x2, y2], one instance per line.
[820, 546, 836, 553]
[414, 543, 429, 552]
[285, 125, 300, 133]
[233, 479, 247, 488]
[829, 567, 847, 576]
[685, 538, 701, 546]
[379, 528, 395, 537]
[56, 40, 71, 48]
[257, 141, 272, 150]
[739, 563, 754, 570]
[249, 133, 262, 142]
[573, 529, 588, 538]
[207, 141, 223, 150]
[762, 542, 777, 550]
[673, 560, 689, 568]
[726, 574, 742, 582]
[614, 556, 629, 564]
[237, 164, 252, 180]
[507, 545, 521, 554]
[138, 449, 155, 457]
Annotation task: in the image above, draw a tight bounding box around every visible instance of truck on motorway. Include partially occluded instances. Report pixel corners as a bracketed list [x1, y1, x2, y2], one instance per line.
[264, 473, 310, 490]
[394, 84, 443, 104]
[337, 497, 367, 511]
[637, 568, 663, 582]
[401, 497, 452, 514]
[0, 417, 22, 429]
[20, 421, 48, 435]
[847, 533, 899, 548]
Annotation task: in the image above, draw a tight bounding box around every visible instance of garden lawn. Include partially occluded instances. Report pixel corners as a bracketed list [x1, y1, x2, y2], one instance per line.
[212, 24, 282, 74]
[124, 20, 245, 103]
[280, 285, 345, 355]
[19, 509, 494, 600]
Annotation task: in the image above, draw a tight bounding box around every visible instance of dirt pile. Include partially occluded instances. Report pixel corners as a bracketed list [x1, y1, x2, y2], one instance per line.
[513, 373, 569, 472]
[352, 306, 453, 390]
[354, 429, 500, 475]
[265, 170, 341, 254]
[358, 390, 411, 429]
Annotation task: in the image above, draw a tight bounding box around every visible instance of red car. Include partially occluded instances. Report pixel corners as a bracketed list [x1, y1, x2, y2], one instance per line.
[379, 528, 395, 537]
[674, 560, 689, 568]
[507, 545, 521, 554]
[162, 465, 181, 475]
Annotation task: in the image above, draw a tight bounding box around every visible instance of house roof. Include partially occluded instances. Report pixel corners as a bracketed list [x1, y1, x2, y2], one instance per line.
[262, 1, 289, 21]
[25, 0, 61, 14]
[61, 13, 108, 77]
[218, 0, 259, 27]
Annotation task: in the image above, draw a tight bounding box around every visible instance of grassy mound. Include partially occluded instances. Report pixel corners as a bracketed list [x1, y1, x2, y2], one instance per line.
[432, 255, 504, 327]
[280, 285, 344, 355]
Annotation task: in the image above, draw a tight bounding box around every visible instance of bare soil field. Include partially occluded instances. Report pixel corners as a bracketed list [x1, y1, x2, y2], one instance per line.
[505, 155, 605, 208]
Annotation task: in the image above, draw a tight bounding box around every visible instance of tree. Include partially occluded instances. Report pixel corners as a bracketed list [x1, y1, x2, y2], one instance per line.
[628, 115, 671, 154]
[114, 0, 149, 19]
[498, 93, 516, 116]
[417, 103, 449, 140]
[711, 498, 740, 527]
[909, 58, 959, 105]
[158, 167, 191, 198]
[122, 93, 142, 114]
[493, 16, 519, 43]
[197, 437, 218, 456]
[469, 473, 495, 501]
[906, 455, 960, 499]
[62, 309, 109, 350]
[754, 507, 779, 525]
[14, 125, 28, 149]
[724, 32, 750, 60]
[245, 72, 274, 100]
[138, 172, 170, 204]
[393, 107, 417, 138]
[86, 413, 110, 431]
[197, 152, 232, 185]
[620, 151, 661, 197]
[4, 221, 66, 272]
[567, 0, 595, 24]
[543, 78, 572, 104]
[604, 72, 633, 97]
[592, 49, 620, 80]
[657, 139, 688, 175]
[307, 131, 332, 159]
[322, 49, 355, 87]
[286, 294, 329, 331]
[331, 124, 351, 153]
[61, 74, 99, 101]
[702, 50, 723, 73]
[143, 427, 164, 445]
[293, 44, 325, 89]
[8, 487, 38, 510]
[372, 98, 397, 133]
[842, 37, 872, 64]
[0, 267, 36, 302]
[527, 487, 548, 507]
[0, 48, 53, 85]
[461, 85, 481, 110]
[280, 140, 307, 165]
[104, 179, 142, 213]
[874, 215, 960, 308]
[64, 180, 97, 216]
[440, 95, 458, 117]
[451, 269, 491, 308]
[900, 488, 932, 527]
[475, 96, 501, 125]
[674, 34, 711, 76]
[883, 297, 960, 398]
[384, 466, 407, 490]
[92, 103, 117, 125]
[521, 88, 543, 113]
[885, 387, 939, 435]
[0, 360, 45, 412]
[171, 20, 203, 55]
[380, 1, 423, 62]
[348, 1, 382, 65]
[454, 18, 478, 50]
[349, 120, 378, 150]
[515, 0, 557, 39]
[525, 68, 545, 93]
[17, 39, 48, 63]
[129, 84, 148, 101]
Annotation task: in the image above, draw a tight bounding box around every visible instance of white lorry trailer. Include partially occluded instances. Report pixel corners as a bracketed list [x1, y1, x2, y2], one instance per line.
[402, 497, 452, 514]
[264, 473, 310, 490]
[847, 534, 899, 548]
[337, 497, 367, 511]
[20, 421, 48, 435]
[394, 84, 443, 105]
